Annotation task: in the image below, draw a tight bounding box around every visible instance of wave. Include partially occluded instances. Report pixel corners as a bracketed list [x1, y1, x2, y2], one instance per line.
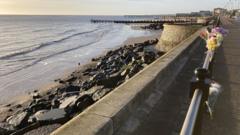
[32, 27, 57, 33]
[58, 29, 76, 35]
[0, 28, 100, 60]
[0, 29, 109, 77]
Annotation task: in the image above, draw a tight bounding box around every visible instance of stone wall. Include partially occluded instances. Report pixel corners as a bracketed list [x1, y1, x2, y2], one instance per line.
[156, 24, 200, 52]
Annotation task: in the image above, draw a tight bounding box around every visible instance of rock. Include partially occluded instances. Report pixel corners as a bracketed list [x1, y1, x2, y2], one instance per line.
[91, 58, 97, 61]
[141, 51, 156, 64]
[0, 123, 15, 134]
[92, 88, 111, 101]
[65, 76, 77, 83]
[89, 72, 106, 82]
[8, 109, 13, 112]
[65, 85, 80, 92]
[31, 109, 67, 123]
[6, 111, 29, 128]
[124, 55, 132, 64]
[47, 93, 55, 100]
[75, 95, 94, 112]
[33, 90, 38, 93]
[4, 104, 11, 107]
[141, 23, 163, 30]
[61, 91, 79, 98]
[81, 86, 104, 95]
[143, 40, 150, 46]
[106, 50, 113, 56]
[28, 99, 51, 113]
[121, 68, 130, 77]
[59, 95, 78, 110]
[98, 72, 123, 88]
[149, 39, 159, 45]
[32, 92, 41, 99]
[51, 99, 60, 109]
[81, 81, 94, 91]
[15, 104, 22, 109]
[57, 79, 65, 84]
[0, 126, 8, 135]
[128, 63, 143, 77]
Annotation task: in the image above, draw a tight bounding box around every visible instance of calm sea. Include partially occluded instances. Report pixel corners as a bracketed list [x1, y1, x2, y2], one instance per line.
[0, 15, 155, 103]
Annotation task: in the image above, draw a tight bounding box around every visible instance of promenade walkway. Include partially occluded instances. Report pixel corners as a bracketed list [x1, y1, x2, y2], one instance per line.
[131, 19, 240, 135]
[202, 19, 240, 135]
[130, 37, 206, 135]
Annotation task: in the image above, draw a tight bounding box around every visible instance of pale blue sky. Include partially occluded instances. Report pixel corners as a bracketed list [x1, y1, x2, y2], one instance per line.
[0, 0, 228, 15]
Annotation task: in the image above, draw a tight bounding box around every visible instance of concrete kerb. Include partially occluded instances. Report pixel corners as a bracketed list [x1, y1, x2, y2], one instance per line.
[51, 28, 205, 135]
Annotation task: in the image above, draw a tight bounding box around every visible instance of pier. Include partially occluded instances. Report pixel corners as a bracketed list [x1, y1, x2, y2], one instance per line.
[91, 16, 212, 25]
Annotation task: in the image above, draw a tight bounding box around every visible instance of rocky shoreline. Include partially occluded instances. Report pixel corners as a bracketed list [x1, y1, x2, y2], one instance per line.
[0, 38, 163, 135]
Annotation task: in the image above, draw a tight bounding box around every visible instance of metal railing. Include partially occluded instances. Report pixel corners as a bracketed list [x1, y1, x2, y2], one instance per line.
[180, 50, 215, 135]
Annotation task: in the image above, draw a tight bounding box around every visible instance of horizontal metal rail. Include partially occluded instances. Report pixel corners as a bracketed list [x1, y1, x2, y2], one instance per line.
[180, 89, 203, 135]
[203, 51, 214, 69]
[180, 50, 215, 135]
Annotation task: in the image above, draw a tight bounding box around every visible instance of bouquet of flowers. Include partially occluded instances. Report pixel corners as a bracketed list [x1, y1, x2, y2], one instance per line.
[206, 37, 218, 51]
[199, 30, 209, 41]
[200, 26, 228, 51]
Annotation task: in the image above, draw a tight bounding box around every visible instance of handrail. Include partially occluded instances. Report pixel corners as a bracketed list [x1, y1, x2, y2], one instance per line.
[180, 50, 215, 135]
[203, 51, 214, 69]
[180, 89, 203, 135]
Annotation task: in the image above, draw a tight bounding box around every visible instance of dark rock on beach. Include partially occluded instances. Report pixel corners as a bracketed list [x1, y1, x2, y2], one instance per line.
[29, 109, 67, 123]
[141, 23, 164, 30]
[6, 111, 29, 128]
[2, 38, 164, 134]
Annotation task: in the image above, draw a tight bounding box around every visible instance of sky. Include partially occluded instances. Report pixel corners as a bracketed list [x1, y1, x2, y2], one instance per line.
[0, 0, 228, 15]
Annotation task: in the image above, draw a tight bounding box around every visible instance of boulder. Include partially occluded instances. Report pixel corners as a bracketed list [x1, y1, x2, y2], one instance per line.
[0, 126, 8, 135]
[92, 88, 111, 101]
[97, 72, 123, 88]
[75, 95, 94, 112]
[32, 92, 41, 99]
[59, 95, 78, 110]
[81, 81, 94, 91]
[141, 51, 156, 64]
[0, 123, 15, 134]
[28, 99, 51, 113]
[31, 109, 66, 123]
[51, 99, 60, 109]
[6, 111, 29, 128]
[65, 85, 80, 92]
[81, 86, 104, 96]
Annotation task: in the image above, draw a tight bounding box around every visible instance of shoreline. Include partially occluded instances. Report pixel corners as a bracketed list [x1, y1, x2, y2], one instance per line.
[0, 31, 161, 106]
[0, 29, 162, 134]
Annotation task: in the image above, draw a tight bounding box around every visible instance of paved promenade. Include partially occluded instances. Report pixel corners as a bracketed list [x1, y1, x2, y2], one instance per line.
[131, 19, 240, 135]
[202, 19, 240, 135]
[130, 38, 206, 135]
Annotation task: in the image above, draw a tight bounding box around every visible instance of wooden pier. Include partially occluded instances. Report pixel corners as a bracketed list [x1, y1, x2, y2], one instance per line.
[91, 16, 213, 24]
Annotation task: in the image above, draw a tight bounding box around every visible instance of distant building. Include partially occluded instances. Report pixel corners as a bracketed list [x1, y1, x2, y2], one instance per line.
[199, 11, 212, 16]
[214, 8, 227, 15]
[176, 13, 191, 17]
[190, 12, 200, 17]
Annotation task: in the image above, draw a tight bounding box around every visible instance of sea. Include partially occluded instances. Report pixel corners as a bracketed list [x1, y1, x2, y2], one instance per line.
[0, 15, 157, 103]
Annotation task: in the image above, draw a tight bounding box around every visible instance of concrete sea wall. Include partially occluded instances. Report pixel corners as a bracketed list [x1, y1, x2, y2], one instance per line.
[51, 28, 204, 135]
[156, 24, 200, 52]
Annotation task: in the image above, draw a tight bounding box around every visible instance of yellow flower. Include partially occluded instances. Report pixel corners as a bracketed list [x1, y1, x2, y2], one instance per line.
[207, 38, 217, 51]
